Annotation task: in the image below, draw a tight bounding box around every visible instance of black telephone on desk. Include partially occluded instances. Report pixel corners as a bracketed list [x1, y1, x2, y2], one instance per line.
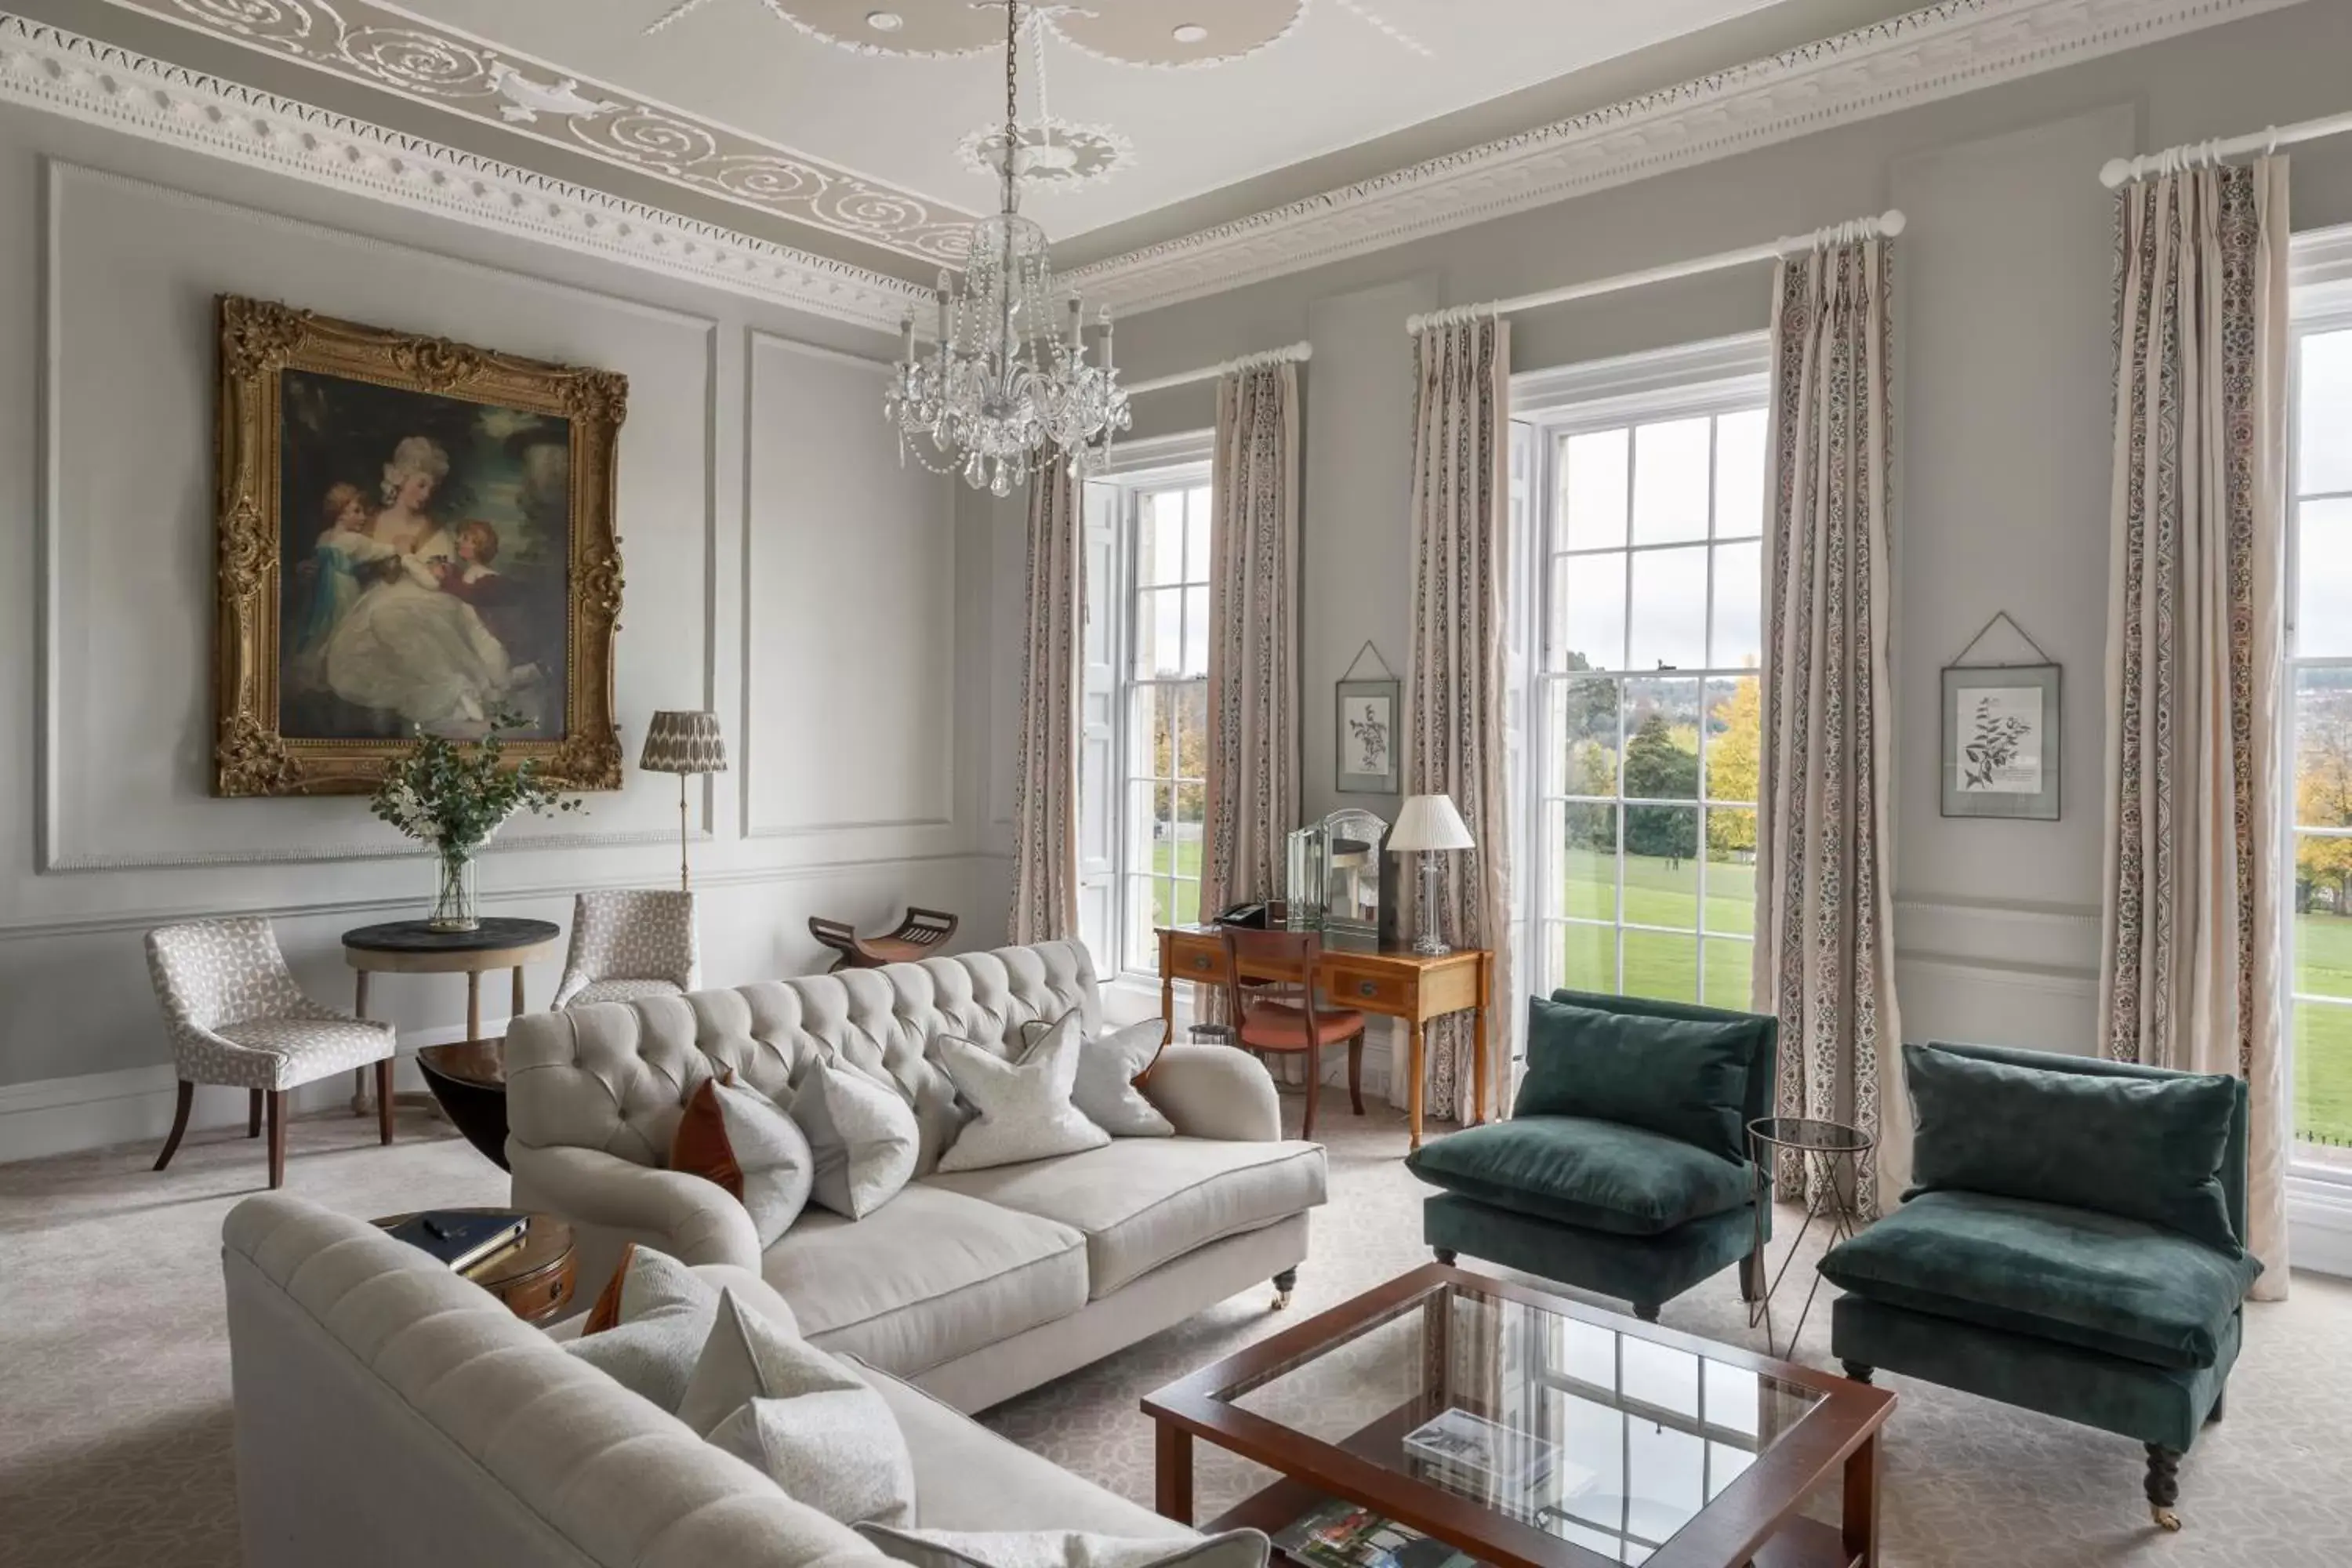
[1214, 902, 1271, 929]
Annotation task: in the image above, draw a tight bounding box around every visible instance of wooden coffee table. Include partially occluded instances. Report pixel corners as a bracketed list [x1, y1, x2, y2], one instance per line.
[1142, 1264, 1893, 1568]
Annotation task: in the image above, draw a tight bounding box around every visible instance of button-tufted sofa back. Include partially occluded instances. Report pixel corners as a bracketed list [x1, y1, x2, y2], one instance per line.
[506, 941, 1101, 1167]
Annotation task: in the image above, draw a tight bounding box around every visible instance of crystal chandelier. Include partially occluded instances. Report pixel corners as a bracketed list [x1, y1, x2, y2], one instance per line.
[884, 1, 1129, 496]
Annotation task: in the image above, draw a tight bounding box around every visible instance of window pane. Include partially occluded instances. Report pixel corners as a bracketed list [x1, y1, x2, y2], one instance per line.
[1171, 878, 1202, 927]
[1704, 676, 1761, 803]
[1153, 877, 1176, 931]
[1151, 781, 1175, 849]
[1560, 923, 1618, 993]
[1181, 586, 1210, 677]
[1622, 807, 1699, 930]
[1178, 681, 1207, 782]
[2293, 1002, 2352, 1156]
[1134, 589, 1183, 677]
[1142, 492, 1185, 586]
[2296, 852, 2352, 992]
[1624, 678, 1700, 800]
[1174, 784, 1204, 885]
[1124, 876, 1157, 968]
[1704, 813, 1756, 935]
[1552, 677, 1622, 796]
[1560, 804, 1618, 921]
[1624, 931, 1700, 1004]
[1632, 418, 1711, 545]
[2294, 670, 2352, 832]
[1703, 938, 1755, 1010]
[1563, 428, 1628, 550]
[1711, 539, 1763, 670]
[1149, 686, 1180, 778]
[1714, 408, 1767, 538]
[1184, 488, 1211, 579]
[1124, 780, 1156, 872]
[1558, 554, 1628, 672]
[2296, 499, 2352, 658]
[2300, 328, 2352, 495]
[1628, 545, 1709, 670]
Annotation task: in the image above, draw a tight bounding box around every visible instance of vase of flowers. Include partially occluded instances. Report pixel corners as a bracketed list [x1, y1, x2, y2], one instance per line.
[371, 713, 579, 932]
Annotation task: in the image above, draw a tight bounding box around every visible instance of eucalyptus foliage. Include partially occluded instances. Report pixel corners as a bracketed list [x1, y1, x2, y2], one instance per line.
[371, 711, 579, 861]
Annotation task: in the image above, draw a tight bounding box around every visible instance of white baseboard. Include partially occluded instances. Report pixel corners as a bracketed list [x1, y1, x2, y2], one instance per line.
[0, 1018, 499, 1166]
[2288, 1177, 2352, 1281]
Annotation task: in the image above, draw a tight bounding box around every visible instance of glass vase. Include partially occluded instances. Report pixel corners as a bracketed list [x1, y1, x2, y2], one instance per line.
[427, 850, 479, 933]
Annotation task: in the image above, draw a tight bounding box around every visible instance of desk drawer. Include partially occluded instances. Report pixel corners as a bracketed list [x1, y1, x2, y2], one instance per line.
[1169, 943, 1224, 981]
[1325, 966, 1412, 1013]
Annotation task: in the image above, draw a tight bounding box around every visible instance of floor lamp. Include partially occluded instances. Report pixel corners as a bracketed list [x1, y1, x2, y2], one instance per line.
[1390, 793, 1474, 956]
[640, 710, 726, 891]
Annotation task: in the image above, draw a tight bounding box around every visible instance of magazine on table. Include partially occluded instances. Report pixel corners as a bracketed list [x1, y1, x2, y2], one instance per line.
[1401, 1406, 1563, 1496]
[1271, 1497, 1477, 1568]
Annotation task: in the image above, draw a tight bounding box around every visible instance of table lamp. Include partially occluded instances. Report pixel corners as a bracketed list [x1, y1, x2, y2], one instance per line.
[640, 710, 727, 890]
[1389, 793, 1474, 956]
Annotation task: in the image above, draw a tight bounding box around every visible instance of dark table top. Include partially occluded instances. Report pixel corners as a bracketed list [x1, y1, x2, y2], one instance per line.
[342, 917, 562, 954]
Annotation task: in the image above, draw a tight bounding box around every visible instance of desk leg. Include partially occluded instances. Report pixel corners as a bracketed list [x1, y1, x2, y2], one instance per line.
[512, 965, 526, 1025]
[1472, 987, 1490, 1129]
[350, 971, 372, 1116]
[1154, 1423, 1193, 1524]
[1159, 933, 1176, 1047]
[1407, 1020, 1426, 1152]
[1843, 1429, 1881, 1566]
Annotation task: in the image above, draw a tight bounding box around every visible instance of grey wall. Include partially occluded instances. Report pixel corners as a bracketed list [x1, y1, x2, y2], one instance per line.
[0, 107, 1014, 1159]
[1095, 0, 2352, 1058]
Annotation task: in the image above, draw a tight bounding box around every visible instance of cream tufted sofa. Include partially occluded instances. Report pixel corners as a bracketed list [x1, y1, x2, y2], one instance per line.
[505, 941, 1328, 1412]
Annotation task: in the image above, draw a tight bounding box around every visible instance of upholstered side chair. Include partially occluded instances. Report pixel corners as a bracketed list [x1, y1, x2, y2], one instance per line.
[552, 890, 699, 1009]
[145, 917, 399, 1188]
[1219, 927, 1367, 1141]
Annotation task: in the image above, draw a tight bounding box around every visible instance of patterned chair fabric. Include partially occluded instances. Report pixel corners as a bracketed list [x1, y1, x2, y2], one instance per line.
[145, 917, 396, 1092]
[553, 891, 699, 1010]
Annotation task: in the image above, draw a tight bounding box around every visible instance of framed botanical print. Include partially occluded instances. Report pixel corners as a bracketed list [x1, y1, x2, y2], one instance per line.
[212, 296, 626, 795]
[1941, 662, 2061, 820]
[1335, 677, 1402, 794]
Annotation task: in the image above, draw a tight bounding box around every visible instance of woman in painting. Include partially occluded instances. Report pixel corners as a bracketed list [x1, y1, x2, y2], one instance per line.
[323, 436, 521, 731]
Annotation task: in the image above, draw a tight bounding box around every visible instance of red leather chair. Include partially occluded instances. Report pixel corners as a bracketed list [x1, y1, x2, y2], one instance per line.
[1218, 927, 1367, 1139]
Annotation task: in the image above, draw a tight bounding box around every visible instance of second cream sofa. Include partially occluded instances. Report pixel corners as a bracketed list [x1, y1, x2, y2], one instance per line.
[505, 939, 1328, 1411]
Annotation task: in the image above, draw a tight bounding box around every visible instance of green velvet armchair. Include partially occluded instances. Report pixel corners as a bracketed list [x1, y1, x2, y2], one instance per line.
[1822, 1042, 2259, 1533]
[1406, 989, 1778, 1322]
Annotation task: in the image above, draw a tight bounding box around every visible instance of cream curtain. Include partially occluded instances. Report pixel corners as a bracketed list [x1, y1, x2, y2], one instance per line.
[1007, 458, 1083, 945]
[1753, 234, 1906, 1219]
[2098, 158, 2289, 1296]
[1405, 318, 1515, 1127]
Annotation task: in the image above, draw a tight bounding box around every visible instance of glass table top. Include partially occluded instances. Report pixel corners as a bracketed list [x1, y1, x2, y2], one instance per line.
[1209, 1279, 1826, 1565]
[1747, 1116, 1875, 1154]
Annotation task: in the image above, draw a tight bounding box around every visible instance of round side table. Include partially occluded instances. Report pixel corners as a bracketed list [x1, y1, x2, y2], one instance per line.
[417, 1038, 510, 1171]
[343, 918, 562, 1114]
[1746, 1114, 1875, 1359]
[373, 1207, 575, 1325]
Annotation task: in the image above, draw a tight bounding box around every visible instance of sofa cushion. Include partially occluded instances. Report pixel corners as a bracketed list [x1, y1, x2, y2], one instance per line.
[1015, 1015, 1174, 1139]
[921, 1138, 1327, 1298]
[765, 1185, 1088, 1377]
[672, 1072, 815, 1247]
[1818, 1189, 2259, 1370]
[1515, 996, 1755, 1162]
[935, 1014, 1111, 1173]
[1406, 1116, 1753, 1236]
[567, 1243, 721, 1411]
[1904, 1042, 2242, 1254]
[794, 1057, 920, 1220]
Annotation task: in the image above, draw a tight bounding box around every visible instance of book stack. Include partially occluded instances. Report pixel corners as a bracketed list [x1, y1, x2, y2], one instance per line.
[1272, 1499, 1476, 1568]
[379, 1211, 529, 1275]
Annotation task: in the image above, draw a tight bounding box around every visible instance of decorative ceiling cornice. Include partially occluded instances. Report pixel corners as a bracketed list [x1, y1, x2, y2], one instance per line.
[98, 0, 979, 263]
[1065, 0, 2308, 314]
[0, 15, 931, 332]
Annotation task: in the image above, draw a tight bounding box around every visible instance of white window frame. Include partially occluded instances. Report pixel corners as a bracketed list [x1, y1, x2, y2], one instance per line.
[1512, 334, 1773, 1012]
[1077, 432, 1214, 985]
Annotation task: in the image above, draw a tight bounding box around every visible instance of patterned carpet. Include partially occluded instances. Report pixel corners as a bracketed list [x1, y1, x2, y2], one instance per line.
[2, 1092, 2348, 1566]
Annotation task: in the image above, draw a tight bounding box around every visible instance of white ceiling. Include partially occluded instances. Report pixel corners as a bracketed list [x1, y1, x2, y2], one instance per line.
[105, 0, 1791, 249]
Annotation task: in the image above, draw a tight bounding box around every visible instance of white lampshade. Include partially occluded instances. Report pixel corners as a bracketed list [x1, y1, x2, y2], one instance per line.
[1389, 793, 1474, 853]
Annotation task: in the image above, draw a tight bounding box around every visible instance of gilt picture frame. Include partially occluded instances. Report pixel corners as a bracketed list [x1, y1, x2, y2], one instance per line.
[212, 296, 626, 796]
[1940, 662, 2060, 820]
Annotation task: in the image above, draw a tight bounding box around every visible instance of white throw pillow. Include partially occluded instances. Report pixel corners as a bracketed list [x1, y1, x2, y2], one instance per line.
[1020, 1013, 1174, 1138]
[792, 1056, 920, 1218]
[687, 1290, 915, 1527]
[933, 1011, 1111, 1172]
[564, 1243, 720, 1412]
[859, 1526, 1269, 1568]
[669, 1069, 815, 1246]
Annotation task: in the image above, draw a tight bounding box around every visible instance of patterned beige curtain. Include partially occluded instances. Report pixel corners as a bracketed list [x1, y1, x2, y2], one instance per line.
[1405, 318, 1515, 1126]
[2099, 158, 2289, 1296]
[1754, 234, 1906, 1219]
[1007, 456, 1083, 945]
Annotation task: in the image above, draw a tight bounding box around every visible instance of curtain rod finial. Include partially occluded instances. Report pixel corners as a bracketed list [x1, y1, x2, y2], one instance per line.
[2099, 157, 2135, 189]
[1876, 209, 1907, 238]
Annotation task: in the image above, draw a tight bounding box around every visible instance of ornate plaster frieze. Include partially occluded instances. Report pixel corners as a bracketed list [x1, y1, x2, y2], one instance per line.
[0, 16, 931, 331]
[1065, 0, 2309, 314]
[105, 0, 981, 262]
[695, 0, 1310, 68]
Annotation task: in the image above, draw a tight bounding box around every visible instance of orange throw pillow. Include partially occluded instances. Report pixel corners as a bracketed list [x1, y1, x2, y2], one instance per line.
[666, 1070, 815, 1246]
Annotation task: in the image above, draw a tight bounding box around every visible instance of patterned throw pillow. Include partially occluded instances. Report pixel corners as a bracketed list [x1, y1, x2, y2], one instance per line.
[686, 1290, 915, 1527]
[565, 1243, 720, 1411]
[670, 1070, 815, 1246]
[858, 1526, 1270, 1568]
[791, 1057, 920, 1219]
[1017, 1013, 1173, 1138]
[934, 1012, 1111, 1172]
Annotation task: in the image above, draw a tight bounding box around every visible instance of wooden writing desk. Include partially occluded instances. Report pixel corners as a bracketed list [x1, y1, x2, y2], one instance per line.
[1156, 924, 1492, 1151]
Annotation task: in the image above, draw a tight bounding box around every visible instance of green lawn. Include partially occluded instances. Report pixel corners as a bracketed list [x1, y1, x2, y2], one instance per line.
[2296, 912, 2352, 1149]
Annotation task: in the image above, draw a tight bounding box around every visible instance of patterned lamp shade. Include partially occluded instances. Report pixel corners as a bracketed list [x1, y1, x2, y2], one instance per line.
[639, 710, 728, 775]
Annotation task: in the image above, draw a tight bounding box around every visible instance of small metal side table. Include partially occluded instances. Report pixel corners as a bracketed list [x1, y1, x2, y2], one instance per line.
[1747, 1115, 1875, 1359]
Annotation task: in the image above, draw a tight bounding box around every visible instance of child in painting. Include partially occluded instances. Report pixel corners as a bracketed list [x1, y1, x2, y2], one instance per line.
[435, 521, 538, 684]
[290, 482, 391, 691]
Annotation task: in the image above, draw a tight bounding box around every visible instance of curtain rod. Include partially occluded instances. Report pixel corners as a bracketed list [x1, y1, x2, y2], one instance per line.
[2099, 108, 2352, 188]
[1405, 209, 1906, 336]
[1121, 341, 1313, 397]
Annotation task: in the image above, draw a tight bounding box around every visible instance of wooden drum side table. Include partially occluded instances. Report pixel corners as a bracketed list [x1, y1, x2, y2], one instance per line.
[343, 918, 563, 1113]
[372, 1208, 576, 1325]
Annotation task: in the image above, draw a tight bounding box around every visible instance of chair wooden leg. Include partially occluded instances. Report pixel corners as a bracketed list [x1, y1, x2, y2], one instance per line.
[247, 1087, 263, 1139]
[154, 1080, 194, 1172]
[376, 1059, 395, 1146]
[1300, 1052, 1319, 1142]
[267, 1091, 287, 1189]
[2145, 1444, 2182, 1531]
[1347, 1033, 1365, 1115]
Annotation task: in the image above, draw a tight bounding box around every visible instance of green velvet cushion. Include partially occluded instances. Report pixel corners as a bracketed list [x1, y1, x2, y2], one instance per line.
[1903, 1042, 2241, 1253]
[1819, 1189, 2258, 1371]
[1515, 996, 1754, 1161]
[1408, 1116, 1753, 1236]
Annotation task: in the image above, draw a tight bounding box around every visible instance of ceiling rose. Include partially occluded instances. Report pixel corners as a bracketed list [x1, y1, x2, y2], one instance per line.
[755, 1, 1305, 67]
[958, 117, 1131, 191]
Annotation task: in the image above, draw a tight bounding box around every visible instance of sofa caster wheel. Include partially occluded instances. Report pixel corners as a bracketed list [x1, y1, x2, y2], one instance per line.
[2151, 1506, 2182, 1533]
[1841, 1360, 1875, 1385]
[1632, 1303, 1660, 1323]
[1271, 1268, 1298, 1311]
[1433, 1248, 1457, 1266]
[2144, 1443, 2180, 1532]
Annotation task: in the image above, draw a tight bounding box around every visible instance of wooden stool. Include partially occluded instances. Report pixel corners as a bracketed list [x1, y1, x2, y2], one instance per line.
[808, 907, 960, 971]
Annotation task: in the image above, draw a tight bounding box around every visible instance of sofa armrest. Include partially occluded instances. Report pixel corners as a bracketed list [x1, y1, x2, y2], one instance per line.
[1142, 1044, 1283, 1142]
[506, 1140, 760, 1272]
